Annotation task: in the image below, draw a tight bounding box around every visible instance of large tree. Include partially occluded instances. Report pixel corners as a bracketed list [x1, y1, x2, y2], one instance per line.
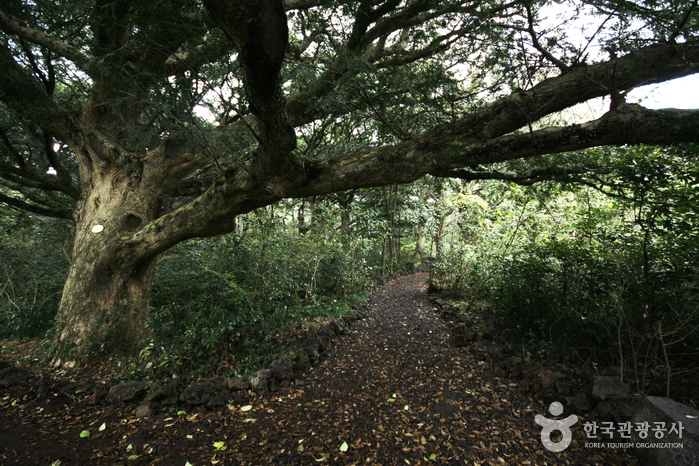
[1, 0, 698, 361]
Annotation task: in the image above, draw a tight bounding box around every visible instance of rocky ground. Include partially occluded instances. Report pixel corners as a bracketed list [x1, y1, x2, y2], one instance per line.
[0, 274, 637, 465]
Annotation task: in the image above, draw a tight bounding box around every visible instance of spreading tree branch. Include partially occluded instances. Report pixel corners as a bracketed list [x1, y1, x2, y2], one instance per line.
[523, 0, 569, 72]
[0, 178, 74, 219]
[127, 103, 699, 263]
[0, 8, 90, 70]
[431, 165, 599, 185]
[0, 43, 75, 140]
[425, 42, 699, 141]
[669, 0, 699, 43]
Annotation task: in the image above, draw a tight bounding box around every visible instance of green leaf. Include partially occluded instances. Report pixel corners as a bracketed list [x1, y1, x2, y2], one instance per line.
[429, 453, 437, 460]
[79, 430, 90, 438]
[177, 410, 187, 415]
[387, 398, 396, 402]
[128, 455, 139, 460]
[687, 415, 697, 419]
[340, 441, 348, 452]
[213, 441, 228, 451]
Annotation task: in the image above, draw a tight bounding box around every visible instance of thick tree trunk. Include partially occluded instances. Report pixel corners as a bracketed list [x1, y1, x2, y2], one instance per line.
[51, 154, 161, 363]
[53, 241, 156, 363]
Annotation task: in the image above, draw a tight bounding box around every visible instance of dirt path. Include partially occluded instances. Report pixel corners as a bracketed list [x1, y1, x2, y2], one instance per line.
[1, 274, 635, 465]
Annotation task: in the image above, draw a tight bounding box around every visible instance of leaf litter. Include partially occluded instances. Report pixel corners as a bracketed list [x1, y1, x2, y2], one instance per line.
[0, 274, 636, 465]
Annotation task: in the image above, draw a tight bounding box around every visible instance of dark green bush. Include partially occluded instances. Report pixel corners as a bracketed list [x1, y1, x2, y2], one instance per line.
[148, 227, 371, 373]
[0, 215, 72, 338]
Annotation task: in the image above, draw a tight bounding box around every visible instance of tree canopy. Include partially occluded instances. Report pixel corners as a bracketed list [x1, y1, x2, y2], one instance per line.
[1, 0, 699, 358]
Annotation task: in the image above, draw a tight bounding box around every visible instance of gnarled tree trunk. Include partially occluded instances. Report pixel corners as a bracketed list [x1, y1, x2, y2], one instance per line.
[52, 145, 162, 362]
[54, 241, 156, 362]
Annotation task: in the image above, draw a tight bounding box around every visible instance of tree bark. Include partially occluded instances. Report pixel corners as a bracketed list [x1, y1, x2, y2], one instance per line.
[53, 238, 157, 362]
[298, 198, 308, 234]
[336, 192, 354, 253]
[51, 138, 164, 361]
[413, 224, 426, 270]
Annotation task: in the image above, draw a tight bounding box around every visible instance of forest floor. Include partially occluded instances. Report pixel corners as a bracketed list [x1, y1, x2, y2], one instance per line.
[0, 274, 637, 465]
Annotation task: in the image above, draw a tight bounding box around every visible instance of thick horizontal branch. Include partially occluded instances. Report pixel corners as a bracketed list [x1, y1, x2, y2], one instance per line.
[292, 104, 699, 195]
[426, 42, 699, 142]
[0, 178, 74, 219]
[0, 43, 76, 140]
[124, 104, 699, 263]
[0, 191, 71, 219]
[0, 9, 89, 70]
[0, 159, 78, 199]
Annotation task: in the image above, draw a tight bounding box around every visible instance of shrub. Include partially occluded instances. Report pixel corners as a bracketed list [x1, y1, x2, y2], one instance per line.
[0, 215, 71, 338]
[148, 226, 371, 373]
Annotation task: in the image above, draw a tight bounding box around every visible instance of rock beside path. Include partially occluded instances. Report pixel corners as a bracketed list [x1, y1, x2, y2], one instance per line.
[632, 396, 699, 466]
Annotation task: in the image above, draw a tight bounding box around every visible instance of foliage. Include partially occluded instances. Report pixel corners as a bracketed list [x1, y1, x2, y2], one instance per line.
[431, 145, 699, 397]
[0, 213, 71, 338]
[148, 207, 371, 374]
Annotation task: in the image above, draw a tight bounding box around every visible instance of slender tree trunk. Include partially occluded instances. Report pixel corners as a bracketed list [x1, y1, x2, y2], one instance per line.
[390, 186, 398, 272]
[434, 212, 445, 259]
[413, 224, 425, 270]
[381, 185, 400, 274]
[337, 191, 354, 253]
[340, 208, 351, 251]
[381, 236, 387, 273]
[298, 198, 308, 234]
